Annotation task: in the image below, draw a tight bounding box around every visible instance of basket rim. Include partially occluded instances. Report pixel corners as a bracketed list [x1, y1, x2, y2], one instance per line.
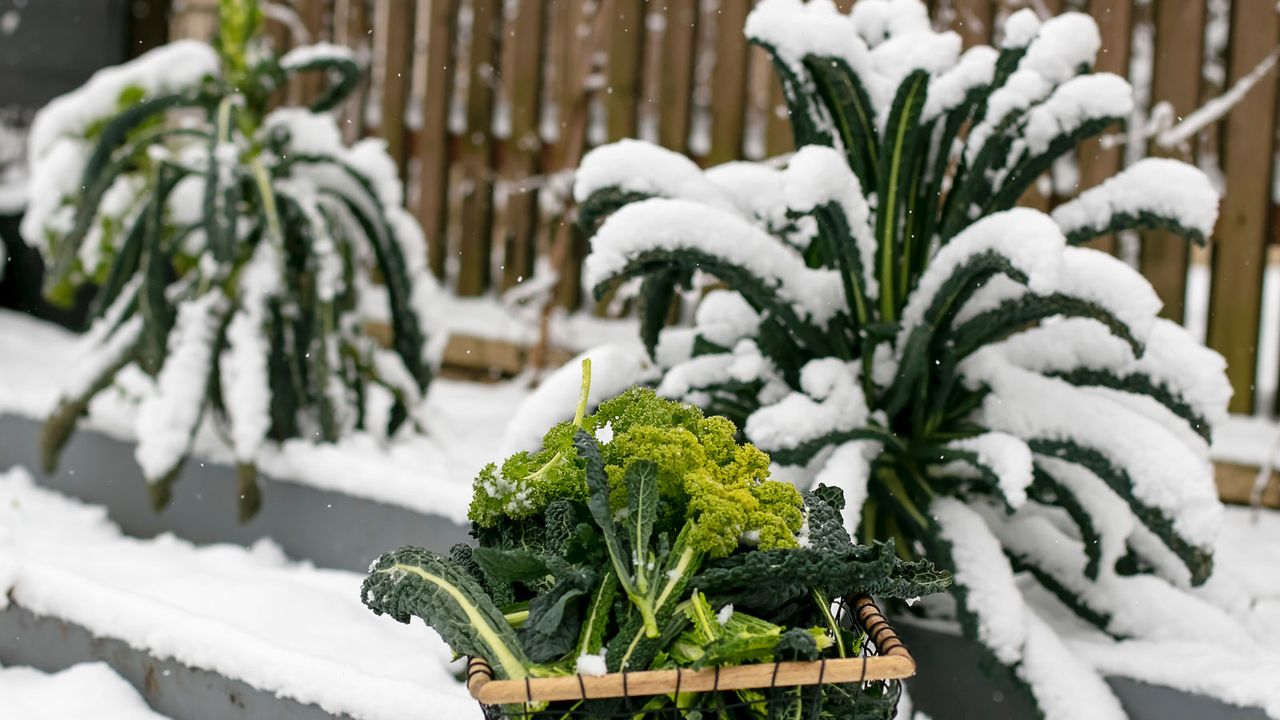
[466, 594, 914, 706]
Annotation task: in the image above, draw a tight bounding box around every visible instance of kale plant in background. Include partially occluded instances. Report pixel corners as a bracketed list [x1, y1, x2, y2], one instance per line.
[364, 362, 948, 719]
[23, 0, 437, 518]
[572, 1, 1231, 716]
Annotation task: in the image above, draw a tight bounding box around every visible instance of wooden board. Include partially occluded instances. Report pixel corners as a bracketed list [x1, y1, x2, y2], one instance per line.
[455, 0, 501, 296]
[1074, 0, 1132, 256]
[412, 0, 460, 279]
[707, 0, 752, 165]
[1139, 0, 1206, 323]
[1216, 461, 1280, 509]
[370, 0, 415, 173]
[1208, 0, 1280, 414]
[493, 0, 545, 290]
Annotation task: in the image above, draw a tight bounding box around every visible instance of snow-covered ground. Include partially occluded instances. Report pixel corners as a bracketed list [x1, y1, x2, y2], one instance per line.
[3, 307, 1280, 716]
[0, 467, 481, 720]
[0, 662, 171, 720]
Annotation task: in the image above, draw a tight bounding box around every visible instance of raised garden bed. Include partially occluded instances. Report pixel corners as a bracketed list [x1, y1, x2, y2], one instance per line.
[0, 413, 469, 572]
[0, 604, 349, 720]
[898, 620, 1270, 720]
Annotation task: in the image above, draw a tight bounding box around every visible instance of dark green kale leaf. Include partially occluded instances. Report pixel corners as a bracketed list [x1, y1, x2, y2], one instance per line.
[362, 546, 532, 680]
[470, 546, 553, 583]
[448, 543, 515, 608]
[694, 542, 898, 612]
[866, 556, 952, 599]
[519, 559, 597, 663]
[801, 484, 855, 554]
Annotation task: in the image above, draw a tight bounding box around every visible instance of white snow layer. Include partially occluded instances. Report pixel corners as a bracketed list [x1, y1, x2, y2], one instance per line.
[221, 242, 280, 463]
[812, 441, 874, 534]
[1021, 73, 1134, 156]
[898, 208, 1064, 349]
[584, 198, 845, 326]
[946, 432, 1034, 507]
[279, 41, 359, 69]
[783, 145, 880, 302]
[134, 291, 228, 481]
[0, 468, 479, 720]
[573, 139, 739, 213]
[745, 358, 867, 453]
[994, 317, 1232, 433]
[932, 497, 1127, 720]
[22, 41, 220, 253]
[745, 0, 963, 131]
[28, 40, 217, 160]
[962, 350, 1222, 550]
[1051, 158, 1221, 241]
[0, 662, 171, 720]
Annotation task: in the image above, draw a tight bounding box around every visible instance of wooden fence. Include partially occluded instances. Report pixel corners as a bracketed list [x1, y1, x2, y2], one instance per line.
[169, 0, 1280, 415]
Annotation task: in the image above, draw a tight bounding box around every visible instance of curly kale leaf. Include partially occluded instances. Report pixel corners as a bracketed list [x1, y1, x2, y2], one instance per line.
[694, 542, 899, 611]
[801, 484, 855, 554]
[870, 556, 953, 599]
[520, 559, 598, 663]
[448, 543, 515, 609]
[470, 546, 553, 583]
[362, 546, 532, 680]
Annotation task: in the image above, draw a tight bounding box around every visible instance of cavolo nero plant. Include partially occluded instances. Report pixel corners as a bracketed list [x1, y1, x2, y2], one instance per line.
[22, 0, 436, 518]
[573, 0, 1231, 715]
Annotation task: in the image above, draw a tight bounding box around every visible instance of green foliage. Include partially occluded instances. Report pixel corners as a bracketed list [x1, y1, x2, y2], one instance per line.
[574, 1, 1229, 714]
[362, 546, 533, 681]
[29, 6, 434, 518]
[363, 366, 948, 719]
[470, 386, 803, 556]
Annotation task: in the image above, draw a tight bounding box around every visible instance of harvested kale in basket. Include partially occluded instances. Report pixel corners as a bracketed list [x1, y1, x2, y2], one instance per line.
[362, 361, 949, 718]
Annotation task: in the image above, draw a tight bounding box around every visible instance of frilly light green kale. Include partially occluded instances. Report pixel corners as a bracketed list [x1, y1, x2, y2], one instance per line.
[469, 383, 804, 560]
[362, 361, 950, 719]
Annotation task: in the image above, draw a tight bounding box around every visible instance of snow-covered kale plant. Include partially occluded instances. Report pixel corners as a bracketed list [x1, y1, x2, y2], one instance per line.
[23, 0, 437, 518]
[573, 0, 1232, 715]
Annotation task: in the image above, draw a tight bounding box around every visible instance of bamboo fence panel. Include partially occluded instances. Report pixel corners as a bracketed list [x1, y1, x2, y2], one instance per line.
[166, 0, 1280, 413]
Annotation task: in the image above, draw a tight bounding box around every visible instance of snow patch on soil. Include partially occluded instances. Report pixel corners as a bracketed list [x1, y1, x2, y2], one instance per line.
[0, 662, 171, 720]
[0, 467, 480, 720]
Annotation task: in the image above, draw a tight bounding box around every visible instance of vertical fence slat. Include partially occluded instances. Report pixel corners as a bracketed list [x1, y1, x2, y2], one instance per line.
[1139, 0, 1205, 323]
[411, 0, 458, 278]
[291, 0, 331, 104]
[1208, 0, 1280, 414]
[551, 0, 606, 309]
[494, 0, 546, 290]
[1073, 0, 1132, 255]
[455, 0, 501, 296]
[706, 1, 751, 165]
[371, 0, 416, 172]
[659, 0, 698, 154]
[606, 0, 646, 142]
[952, 0, 993, 48]
[333, 0, 372, 144]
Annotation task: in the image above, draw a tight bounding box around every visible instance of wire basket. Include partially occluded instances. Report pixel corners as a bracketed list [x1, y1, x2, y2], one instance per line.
[466, 595, 913, 719]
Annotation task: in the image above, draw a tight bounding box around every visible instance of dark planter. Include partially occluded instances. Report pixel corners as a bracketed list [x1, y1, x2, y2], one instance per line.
[0, 413, 470, 572]
[898, 620, 1268, 720]
[0, 604, 352, 720]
